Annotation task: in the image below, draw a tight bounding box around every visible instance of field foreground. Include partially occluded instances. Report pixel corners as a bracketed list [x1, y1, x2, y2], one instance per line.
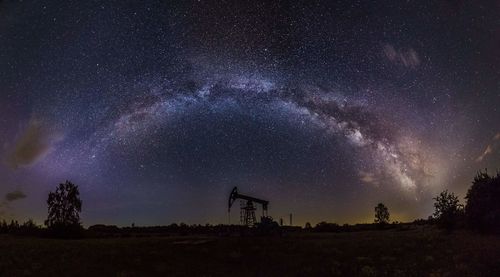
[1, 228, 499, 276]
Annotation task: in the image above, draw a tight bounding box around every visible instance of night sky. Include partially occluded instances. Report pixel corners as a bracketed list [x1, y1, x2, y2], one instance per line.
[1, 0, 499, 226]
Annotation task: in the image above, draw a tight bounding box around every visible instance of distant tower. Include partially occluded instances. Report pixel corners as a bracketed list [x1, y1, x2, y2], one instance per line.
[279, 218, 283, 226]
[289, 213, 293, 226]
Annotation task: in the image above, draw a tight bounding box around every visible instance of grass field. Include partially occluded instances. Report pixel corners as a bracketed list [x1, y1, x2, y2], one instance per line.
[1, 228, 499, 276]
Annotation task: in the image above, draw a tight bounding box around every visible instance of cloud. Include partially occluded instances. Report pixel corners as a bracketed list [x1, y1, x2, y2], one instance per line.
[5, 118, 62, 169]
[5, 190, 27, 202]
[383, 44, 420, 68]
[476, 145, 493, 162]
[359, 171, 380, 186]
[476, 133, 500, 162]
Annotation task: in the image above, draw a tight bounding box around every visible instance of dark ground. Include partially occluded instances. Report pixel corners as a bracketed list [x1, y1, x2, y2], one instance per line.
[1, 228, 499, 276]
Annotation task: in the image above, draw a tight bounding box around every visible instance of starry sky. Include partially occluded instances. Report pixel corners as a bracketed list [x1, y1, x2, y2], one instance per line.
[0, 0, 499, 226]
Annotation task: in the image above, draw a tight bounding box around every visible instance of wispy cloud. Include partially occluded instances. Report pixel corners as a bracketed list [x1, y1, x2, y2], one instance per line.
[476, 133, 500, 162]
[476, 145, 493, 162]
[383, 44, 420, 68]
[5, 190, 27, 202]
[5, 118, 63, 169]
[359, 171, 380, 186]
[0, 190, 27, 218]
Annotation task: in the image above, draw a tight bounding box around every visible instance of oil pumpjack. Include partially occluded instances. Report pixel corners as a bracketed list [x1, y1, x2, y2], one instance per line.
[228, 187, 272, 227]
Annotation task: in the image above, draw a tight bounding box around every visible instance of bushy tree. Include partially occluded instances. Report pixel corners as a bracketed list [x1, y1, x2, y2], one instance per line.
[45, 181, 83, 237]
[465, 171, 500, 233]
[433, 190, 463, 230]
[374, 203, 390, 224]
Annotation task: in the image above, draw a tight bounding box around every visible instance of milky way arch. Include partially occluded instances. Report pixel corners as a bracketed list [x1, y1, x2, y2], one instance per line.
[56, 73, 439, 198]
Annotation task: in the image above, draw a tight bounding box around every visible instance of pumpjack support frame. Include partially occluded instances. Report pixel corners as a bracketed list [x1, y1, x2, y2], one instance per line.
[228, 187, 269, 226]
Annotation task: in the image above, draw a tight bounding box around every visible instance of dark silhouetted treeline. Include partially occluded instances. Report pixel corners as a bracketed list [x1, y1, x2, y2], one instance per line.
[0, 219, 43, 236]
[1, 170, 499, 238]
[0, 220, 421, 238]
[429, 170, 500, 233]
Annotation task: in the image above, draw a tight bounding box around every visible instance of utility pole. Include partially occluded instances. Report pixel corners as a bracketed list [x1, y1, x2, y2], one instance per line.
[289, 213, 292, 226]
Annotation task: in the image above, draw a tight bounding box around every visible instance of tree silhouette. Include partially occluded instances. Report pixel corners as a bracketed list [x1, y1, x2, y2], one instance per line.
[374, 203, 390, 224]
[45, 181, 82, 236]
[433, 190, 463, 231]
[465, 170, 500, 233]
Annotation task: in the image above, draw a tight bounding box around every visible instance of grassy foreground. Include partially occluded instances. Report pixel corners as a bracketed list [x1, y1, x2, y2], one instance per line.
[1, 228, 499, 276]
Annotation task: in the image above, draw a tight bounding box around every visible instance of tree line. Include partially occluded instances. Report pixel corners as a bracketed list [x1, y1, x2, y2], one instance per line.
[1, 170, 499, 237]
[433, 170, 500, 233]
[307, 170, 500, 234]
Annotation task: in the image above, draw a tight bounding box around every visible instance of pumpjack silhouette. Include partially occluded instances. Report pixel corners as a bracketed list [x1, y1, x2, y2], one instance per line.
[228, 187, 276, 228]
